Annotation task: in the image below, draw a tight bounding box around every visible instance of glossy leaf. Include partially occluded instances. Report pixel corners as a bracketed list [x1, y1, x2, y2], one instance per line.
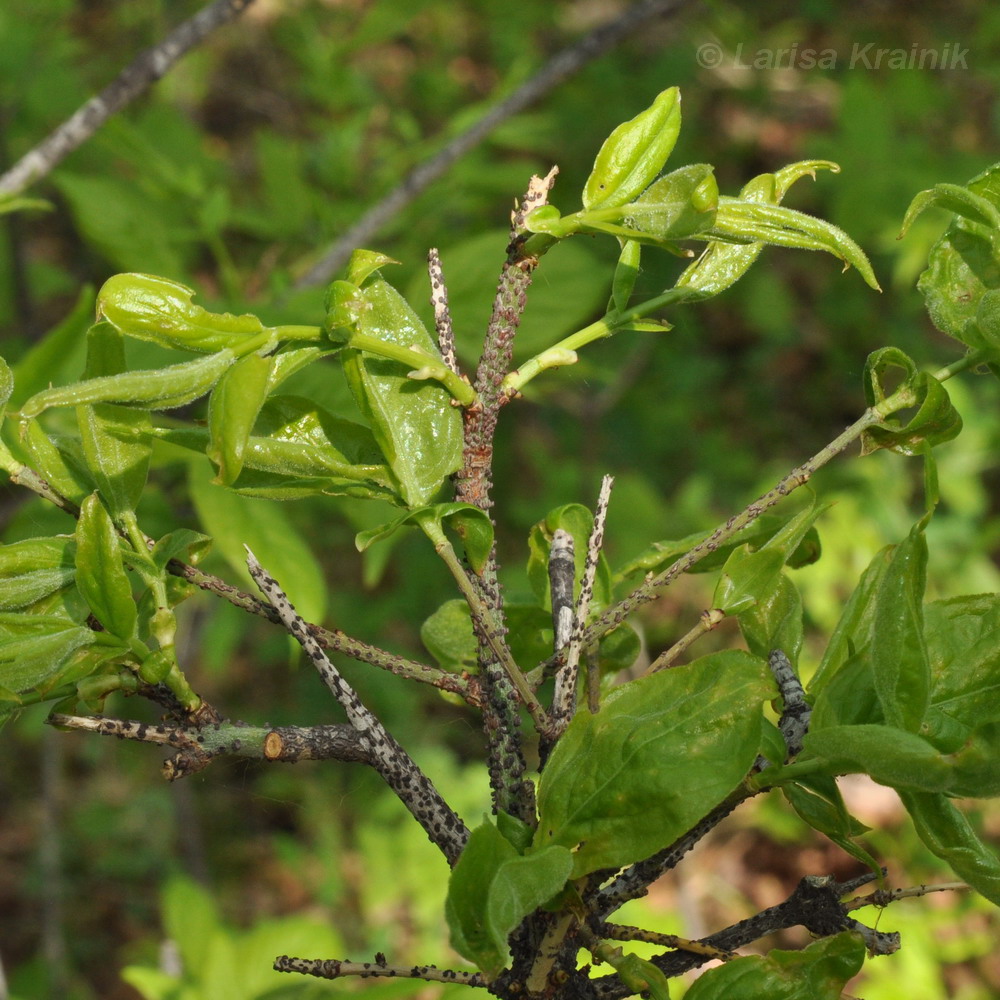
[77, 322, 152, 518]
[871, 527, 930, 732]
[339, 262, 463, 506]
[860, 347, 962, 455]
[0, 536, 76, 610]
[207, 352, 274, 485]
[707, 197, 880, 290]
[75, 493, 137, 641]
[356, 503, 494, 574]
[620, 164, 718, 240]
[713, 546, 785, 615]
[782, 775, 879, 872]
[582, 87, 681, 212]
[97, 273, 271, 353]
[683, 932, 865, 1000]
[610, 239, 642, 312]
[737, 572, 804, 664]
[898, 790, 1000, 906]
[534, 650, 772, 877]
[913, 163, 1000, 354]
[20, 349, 237, 418]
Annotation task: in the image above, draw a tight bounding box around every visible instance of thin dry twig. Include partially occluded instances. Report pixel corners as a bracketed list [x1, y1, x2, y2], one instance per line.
[0, 0, 257, 198]
[293, 0, 695, 289]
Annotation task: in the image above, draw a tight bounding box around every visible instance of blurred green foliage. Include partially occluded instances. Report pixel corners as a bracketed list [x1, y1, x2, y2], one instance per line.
[2, 1, 1000, 998]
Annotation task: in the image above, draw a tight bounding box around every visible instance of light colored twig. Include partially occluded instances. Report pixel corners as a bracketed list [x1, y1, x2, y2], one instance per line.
[0, 0, 257, 198]
[293, 0, 695, 289]
[428, 248, 460, 375]
[646, 608, 725, 672]
[552, 475, 613, 729]
[273, 954, 487, 988]
[246, 548, 469, 865]
[844, 881, 970, 911]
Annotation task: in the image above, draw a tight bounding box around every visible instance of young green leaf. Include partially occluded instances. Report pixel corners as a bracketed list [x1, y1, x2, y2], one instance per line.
[77, 322, 152, 519]
[356, 503, 494, 574]
[582, 87, 681, 212]
[339, 261, 463, 506]
[737, 572, 804, 664]
[207, 352, 274, 485]
[421, 598, 477, 673]
[860, 347, 962, 455]
[0, 536, 77, 611]
[913, 163, 1000, 359]
[713, 546, 786, 616]
[20, 418, 94, 504]
[534, 650, 773, 877]
[75, 493, 137, 641]
[0, 623, 98, 694]
[619, 163, 718, 240]
[20, 349, 238, 418]
[610, 239, 642, 312]
[97, 273, 272, 353]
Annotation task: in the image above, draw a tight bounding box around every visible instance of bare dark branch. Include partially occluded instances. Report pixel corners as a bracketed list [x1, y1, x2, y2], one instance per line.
[293, 0, 695, 289]
[0, 0, 258, 198]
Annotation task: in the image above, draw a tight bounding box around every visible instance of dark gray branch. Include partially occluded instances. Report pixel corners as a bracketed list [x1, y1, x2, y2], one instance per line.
[0, 0, 257, 198]
[293, 0, 695, 289]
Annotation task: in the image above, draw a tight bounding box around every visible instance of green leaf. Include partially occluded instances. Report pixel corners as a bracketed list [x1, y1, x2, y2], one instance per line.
[737, 572, 804, 664]
[340, 259, 463, 506]
[924, 595, 1000, 734]
[75, 493, 137, 641]
[619, 163, 718, 240]
[912, 163, 1000, 355]
[0, 624, 97, 694]
[610, 239, 642, 312]
[582, 87, 681, 212]
[801, 724, 951, 791]
[97, 273, 272, 353]
[898, 791, 1000, 906]
[149, 529, 213, 571]
[809, 544, 894, 698]
[707, 197, 880, 290]
[713, 546, 785, 615]
[683, 932, 865, 1000]
[20, 418, 94, 504]
[188, 460, 327, 626]
[447, 820, 572, 979]
[534, 650, 773, 877]
[20, 349, 238, 418]
[0, 536, 77, 610]
[207, 352, 274, 485]
[421, 598, 477, 673]
[614, 511, 821, 584]
[527, 504, 611, 610]
[871, 526, 930, 732]
[155, 396, 398, 499]
[357, 503, 494, 574]
[782, 775, 879, 872]
[860, 347, 962, 455]
[77, 322, 152, 519]
[675, 161, 842, 300]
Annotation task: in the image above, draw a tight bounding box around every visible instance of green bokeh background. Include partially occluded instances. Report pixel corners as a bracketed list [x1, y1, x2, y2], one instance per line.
[2, 1, 999, 997]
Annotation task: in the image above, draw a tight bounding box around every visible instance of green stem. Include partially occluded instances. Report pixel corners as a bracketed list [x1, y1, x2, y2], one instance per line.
[347, 332, 476, 405]
[932, 348, 991, 382]
[418, 517, 551, 732]
[503, 287, 698, 395]
[273, 324, 325, 342]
